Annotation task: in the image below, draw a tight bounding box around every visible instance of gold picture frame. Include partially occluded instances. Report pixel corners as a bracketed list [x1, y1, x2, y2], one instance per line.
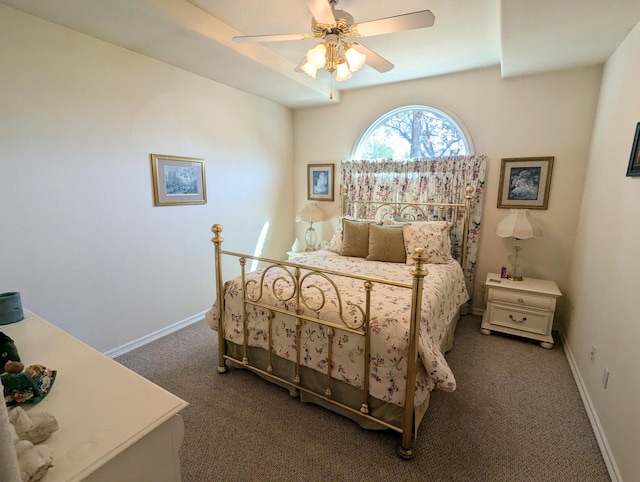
[497, 157, 554, 209]
[307, 163, 334, 201]
[151, 154, 206, 206]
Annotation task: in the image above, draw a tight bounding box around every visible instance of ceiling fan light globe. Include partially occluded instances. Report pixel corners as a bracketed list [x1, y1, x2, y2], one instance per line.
[307, 43, 327, 68]
[301, 61, 317, 78]
[335, 62, 352, 81]
[345, 47, 366, 72]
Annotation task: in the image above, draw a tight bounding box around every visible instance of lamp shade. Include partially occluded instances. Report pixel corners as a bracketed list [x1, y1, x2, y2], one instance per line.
[295, 202, 327, 224]
[345, 45, 366, 72]
[495, 209, 542, 239]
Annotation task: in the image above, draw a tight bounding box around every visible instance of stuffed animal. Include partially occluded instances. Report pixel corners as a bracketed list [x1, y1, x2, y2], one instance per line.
[4, 360, 24, 374]
[2, 363, 57, 406]
[14, 439, 53, 482]
[8, 407, 58, 444]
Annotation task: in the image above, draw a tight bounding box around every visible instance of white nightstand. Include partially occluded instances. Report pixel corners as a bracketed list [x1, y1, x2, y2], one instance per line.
[286, 250, 307, 260]
[481, 273, 562, 349]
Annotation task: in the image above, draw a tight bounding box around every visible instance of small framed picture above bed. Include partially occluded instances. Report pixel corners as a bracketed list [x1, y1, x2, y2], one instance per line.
[497, 157, 554, 209]
[307, 163, 334, 201]
[150, 154, 206, 206]
[626, 122, 640, 177]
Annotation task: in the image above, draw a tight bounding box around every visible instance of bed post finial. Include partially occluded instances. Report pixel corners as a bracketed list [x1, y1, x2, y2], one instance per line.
[465, 185, 474, 199]
[211, 223, 223, 243]
[211, 224, 228, 374]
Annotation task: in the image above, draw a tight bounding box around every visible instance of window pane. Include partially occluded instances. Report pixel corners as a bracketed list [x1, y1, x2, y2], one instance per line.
[354, 105, 470, 159]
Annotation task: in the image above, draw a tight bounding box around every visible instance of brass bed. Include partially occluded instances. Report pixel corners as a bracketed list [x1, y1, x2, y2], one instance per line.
[208, 186, 474, 458]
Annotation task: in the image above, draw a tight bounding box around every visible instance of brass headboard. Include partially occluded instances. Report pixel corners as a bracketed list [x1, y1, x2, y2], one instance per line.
[339, 185, 475, 269]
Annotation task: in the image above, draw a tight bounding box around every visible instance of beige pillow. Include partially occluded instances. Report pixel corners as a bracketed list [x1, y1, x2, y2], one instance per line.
[340, 219, 373, 258]
[402, 221, 453, 265]
[327, 217, 373, 254]
[367, 224, 406, 263]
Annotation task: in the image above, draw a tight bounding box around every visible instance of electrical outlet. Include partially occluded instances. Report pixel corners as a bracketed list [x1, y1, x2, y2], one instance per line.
[602, 367, 610, 389]
[590, 345, 596, 363]
[479, 282, 485, 291]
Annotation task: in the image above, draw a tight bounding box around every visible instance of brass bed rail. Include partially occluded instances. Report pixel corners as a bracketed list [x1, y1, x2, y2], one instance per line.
[212, 225, 429, 458]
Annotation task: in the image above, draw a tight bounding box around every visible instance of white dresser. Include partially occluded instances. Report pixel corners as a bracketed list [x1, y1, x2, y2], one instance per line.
[481, 273, 562, 349]
[2, 311, 188, 481]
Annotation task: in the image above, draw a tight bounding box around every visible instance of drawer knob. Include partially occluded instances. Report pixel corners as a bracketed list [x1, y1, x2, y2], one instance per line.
[509, 314, 527, 324]
[517, 298, 524, 303]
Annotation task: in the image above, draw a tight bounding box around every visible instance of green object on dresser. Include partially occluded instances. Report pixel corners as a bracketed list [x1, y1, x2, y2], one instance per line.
[0, 292, 24, 325]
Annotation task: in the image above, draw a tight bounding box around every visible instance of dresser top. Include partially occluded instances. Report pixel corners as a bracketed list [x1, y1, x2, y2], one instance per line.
[2, 311, 188, 482]
[486, 273, 562, 297]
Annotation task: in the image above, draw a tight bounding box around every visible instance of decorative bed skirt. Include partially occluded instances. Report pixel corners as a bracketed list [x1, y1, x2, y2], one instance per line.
[223, 307, 461, 435]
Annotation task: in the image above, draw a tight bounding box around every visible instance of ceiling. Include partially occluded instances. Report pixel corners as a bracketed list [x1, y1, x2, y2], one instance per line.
[2, 0, 640, 108]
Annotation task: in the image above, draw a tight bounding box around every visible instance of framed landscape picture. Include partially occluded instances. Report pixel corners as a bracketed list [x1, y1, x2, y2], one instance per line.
[497, 157, 554, 209]
[626, 122, 640, 177]
[151, 154, 206, 206]
[307, 163, 334, 201]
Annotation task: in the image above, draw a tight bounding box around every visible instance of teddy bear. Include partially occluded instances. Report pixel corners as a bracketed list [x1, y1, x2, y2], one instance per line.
[9, 406, 58, 444]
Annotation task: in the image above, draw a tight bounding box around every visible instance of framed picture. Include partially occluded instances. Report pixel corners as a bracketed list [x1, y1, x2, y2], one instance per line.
[626, 122, 640, 177]
[307, 163, 334, 201]
[150, 154, 206, 206]
[497, 157, 554, 209]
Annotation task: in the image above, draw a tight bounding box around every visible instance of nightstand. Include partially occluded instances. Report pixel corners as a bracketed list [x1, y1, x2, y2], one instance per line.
[286, 250, 307, 260]
[481, 273, 562, 349]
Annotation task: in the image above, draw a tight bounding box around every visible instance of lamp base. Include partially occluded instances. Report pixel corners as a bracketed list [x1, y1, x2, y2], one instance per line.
[506, 242, 524, 281]
[304, 224, 317, 251]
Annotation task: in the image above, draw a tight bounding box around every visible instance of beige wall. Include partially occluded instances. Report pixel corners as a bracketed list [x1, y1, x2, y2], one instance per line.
[565, 21, 640, 481]
[293, 65, 602, 318]
[3, 3, 637, 477]
[0, 6, 294, 352]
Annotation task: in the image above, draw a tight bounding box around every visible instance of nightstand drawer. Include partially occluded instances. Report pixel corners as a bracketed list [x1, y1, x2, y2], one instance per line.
[491, 290, 552, 310]
[488, 304, 550, 336]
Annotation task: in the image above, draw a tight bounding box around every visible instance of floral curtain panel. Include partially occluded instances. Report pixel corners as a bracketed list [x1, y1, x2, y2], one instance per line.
[340, 156, 487, 301]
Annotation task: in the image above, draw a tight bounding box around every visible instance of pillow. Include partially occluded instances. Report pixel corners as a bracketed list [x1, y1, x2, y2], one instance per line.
[327, 217, 376, 254]
[367, 224, 406, 263]
[340, 219, 373, 258]
[402, 221, 453, 265]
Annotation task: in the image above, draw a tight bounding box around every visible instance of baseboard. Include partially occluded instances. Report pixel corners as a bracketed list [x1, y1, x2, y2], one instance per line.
[470, 307, 485, 316]
[104, 310, 207, 359]
[558, 328, 621, 482]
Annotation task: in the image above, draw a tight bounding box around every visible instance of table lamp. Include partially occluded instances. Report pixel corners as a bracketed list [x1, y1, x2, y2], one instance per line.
[295, 202, 327, 251]
[495, 209, 542, 281]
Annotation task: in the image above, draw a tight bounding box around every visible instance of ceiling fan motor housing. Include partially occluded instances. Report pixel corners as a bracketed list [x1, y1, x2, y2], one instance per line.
[311, 9, 356, 39]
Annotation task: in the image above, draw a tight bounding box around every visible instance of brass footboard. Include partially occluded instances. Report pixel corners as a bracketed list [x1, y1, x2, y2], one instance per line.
[211, 224, 429, 458]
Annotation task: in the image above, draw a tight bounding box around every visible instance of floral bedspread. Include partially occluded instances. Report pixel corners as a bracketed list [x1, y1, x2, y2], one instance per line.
[208, 250, 469, 407]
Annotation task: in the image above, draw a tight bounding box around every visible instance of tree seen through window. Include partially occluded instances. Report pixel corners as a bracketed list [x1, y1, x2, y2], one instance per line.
[354, 106, 470, 160]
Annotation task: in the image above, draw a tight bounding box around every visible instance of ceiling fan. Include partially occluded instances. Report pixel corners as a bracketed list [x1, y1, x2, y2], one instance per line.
[232, 0, 435, 82]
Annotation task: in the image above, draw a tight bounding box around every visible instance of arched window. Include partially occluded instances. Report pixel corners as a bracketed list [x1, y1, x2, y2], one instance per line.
[353, 105, 472, 159]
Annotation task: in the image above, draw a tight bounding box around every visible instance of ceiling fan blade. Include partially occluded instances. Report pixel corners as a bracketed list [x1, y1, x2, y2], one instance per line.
[351, 43, 394, 73]
[233, 33, 308, 43]
[294, 57, 306, 73]
[305, 0, 335, 25]
[354, 10, 435, 38]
